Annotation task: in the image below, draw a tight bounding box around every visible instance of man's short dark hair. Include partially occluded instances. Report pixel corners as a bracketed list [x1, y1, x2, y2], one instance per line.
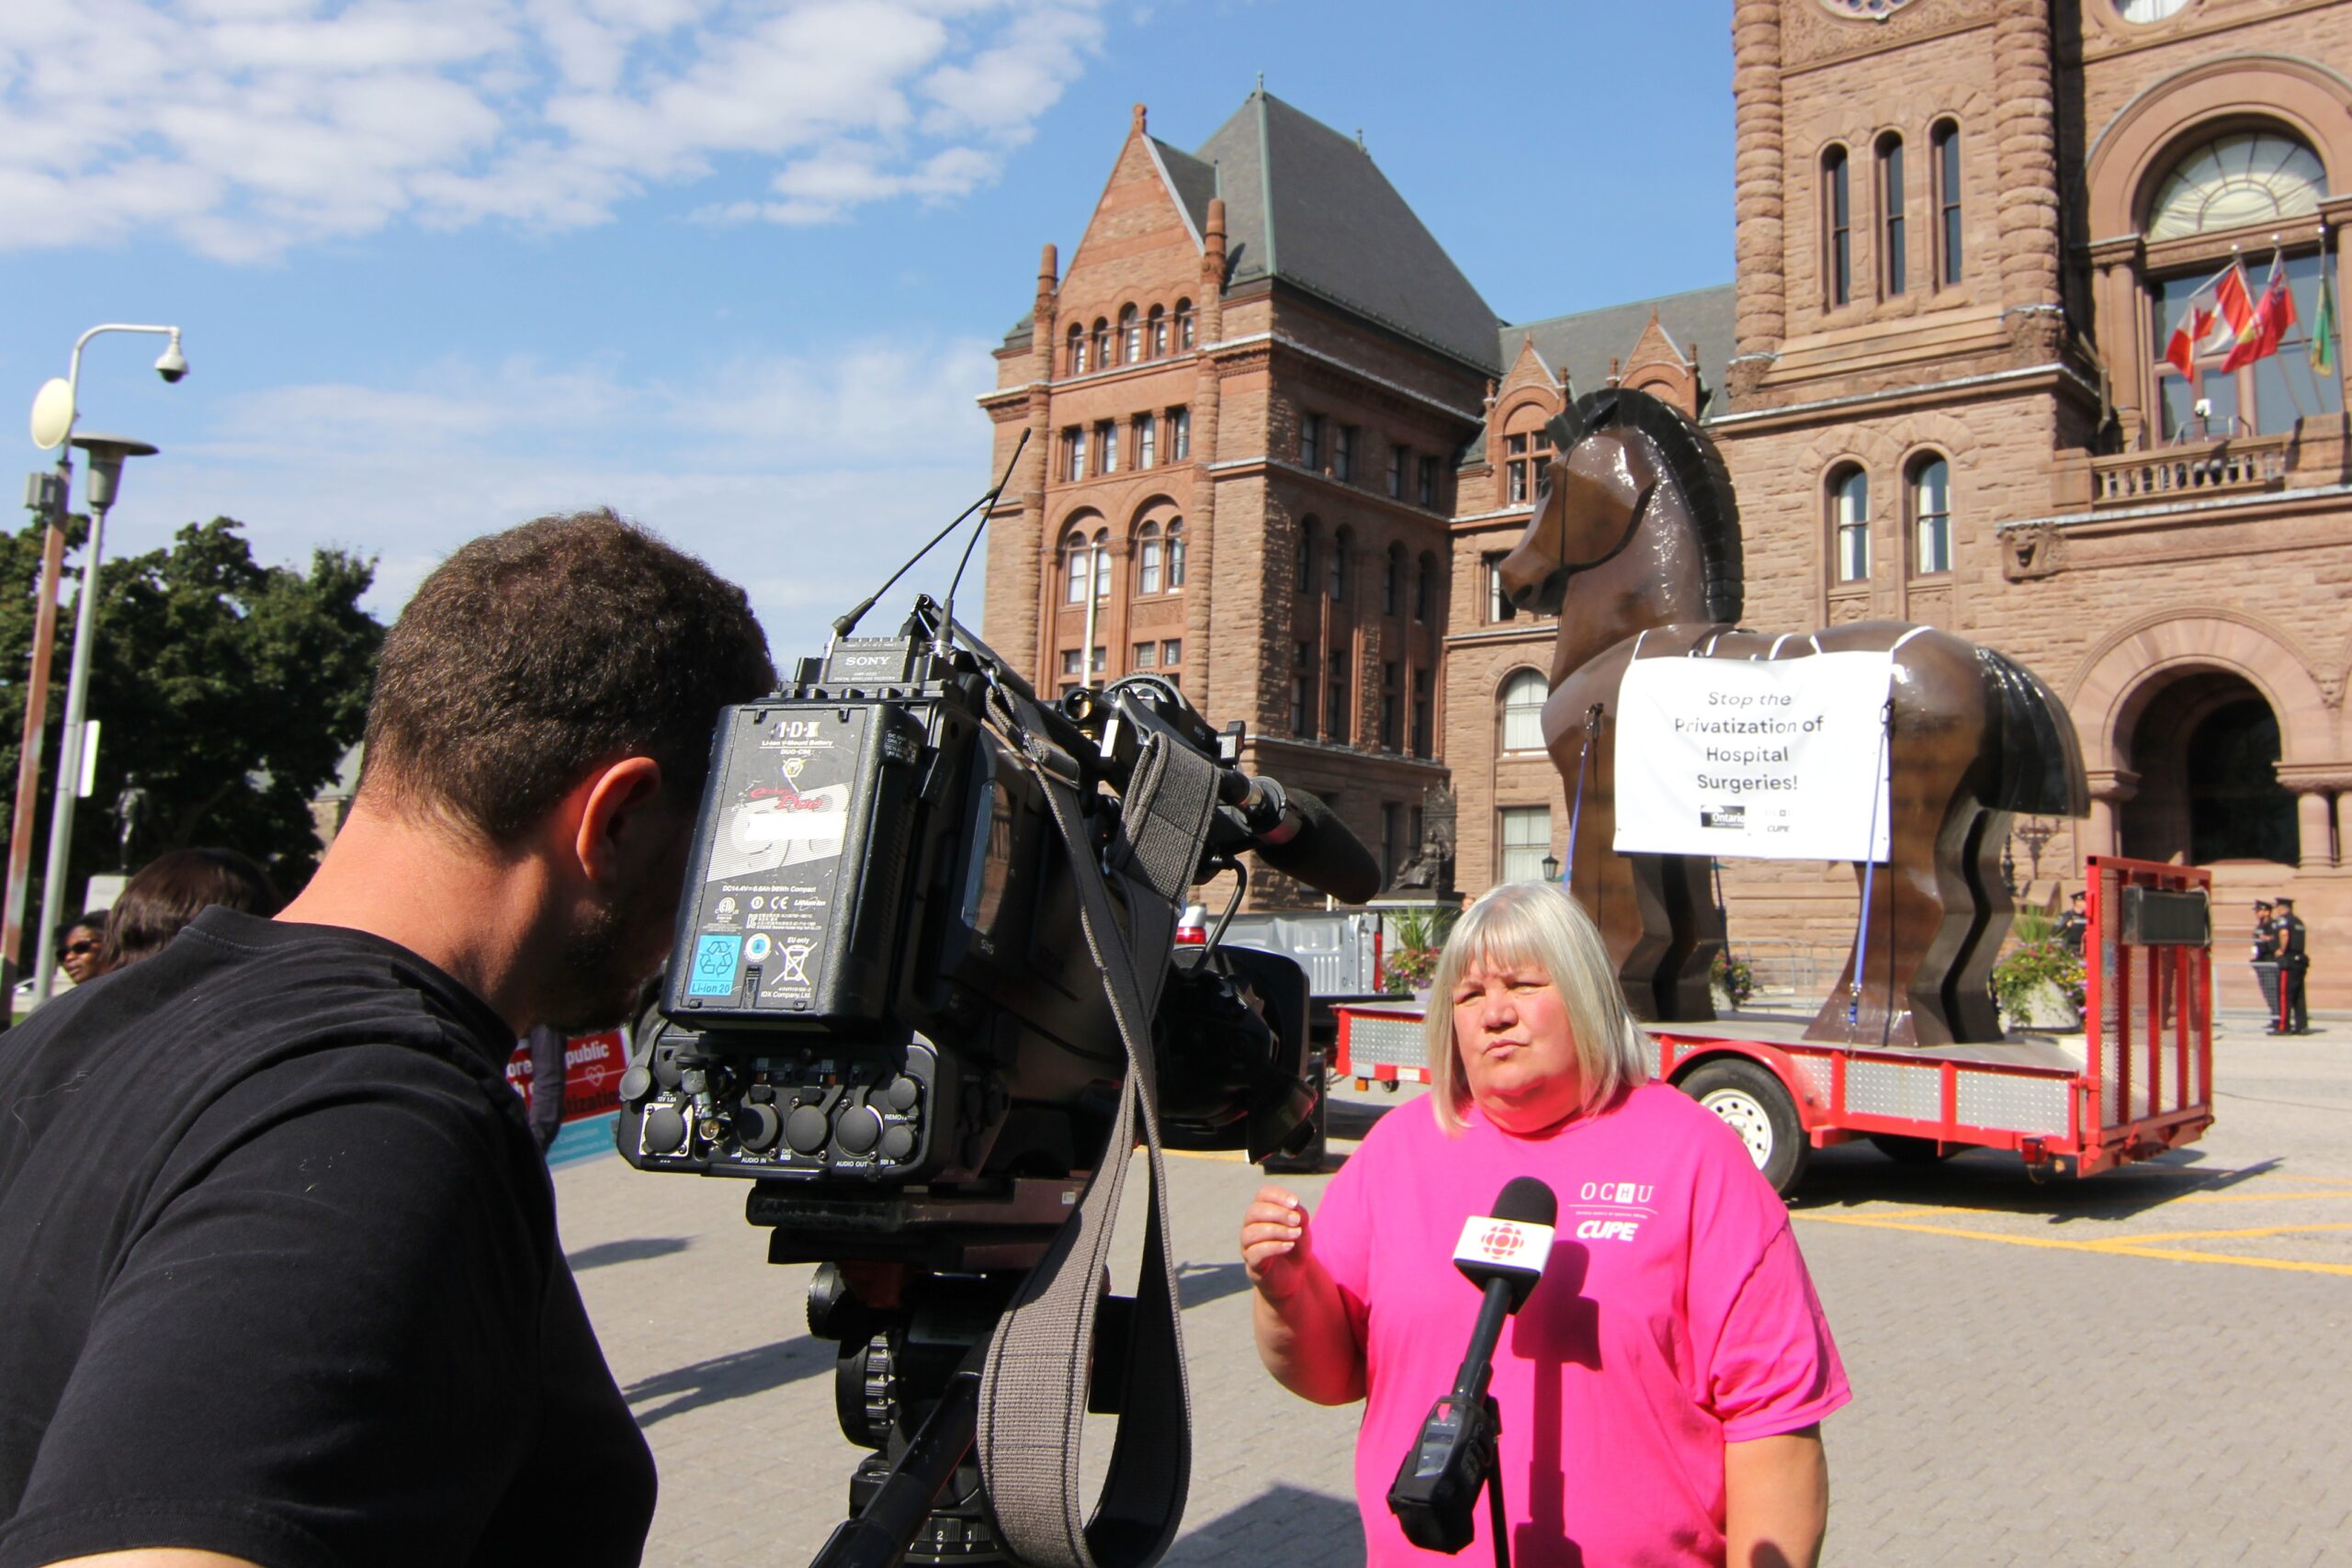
[363, 510, 774, 843]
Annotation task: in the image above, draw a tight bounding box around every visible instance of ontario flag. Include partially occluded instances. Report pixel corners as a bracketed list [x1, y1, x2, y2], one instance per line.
[2222, 253, 2298, 373]
[2165, 263, 2257, 386]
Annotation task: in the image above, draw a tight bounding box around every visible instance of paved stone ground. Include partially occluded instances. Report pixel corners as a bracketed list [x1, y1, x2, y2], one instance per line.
[558, 1010, 2352, 1566]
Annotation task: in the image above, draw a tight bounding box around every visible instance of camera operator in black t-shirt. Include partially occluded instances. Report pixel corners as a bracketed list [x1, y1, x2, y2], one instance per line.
[0, 511, 774, 1568]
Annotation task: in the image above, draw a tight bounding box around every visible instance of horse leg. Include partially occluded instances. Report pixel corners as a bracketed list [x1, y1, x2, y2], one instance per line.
[1657, 853, 1724, 1022]
[1805, 806, 1947, 1047]
[1943, 807, 2013, 1042]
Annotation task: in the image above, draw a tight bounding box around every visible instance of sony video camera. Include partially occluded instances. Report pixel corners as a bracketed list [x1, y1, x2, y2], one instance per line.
[616, 595, 1371, 1266]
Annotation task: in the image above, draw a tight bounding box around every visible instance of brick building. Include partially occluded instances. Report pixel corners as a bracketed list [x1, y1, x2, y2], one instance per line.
[982, 1, 2352, 1009]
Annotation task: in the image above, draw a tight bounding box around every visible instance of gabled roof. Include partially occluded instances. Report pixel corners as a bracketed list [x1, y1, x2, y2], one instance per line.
[1503, 284, 1736, 420]
[1195, 90, 1501, 374]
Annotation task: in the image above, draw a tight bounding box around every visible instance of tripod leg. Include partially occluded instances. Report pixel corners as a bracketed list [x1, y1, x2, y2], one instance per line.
[813, 1373, 980, 1568]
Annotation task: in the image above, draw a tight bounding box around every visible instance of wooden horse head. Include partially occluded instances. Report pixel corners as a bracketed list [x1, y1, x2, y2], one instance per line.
[1497, 388, 1745, 637]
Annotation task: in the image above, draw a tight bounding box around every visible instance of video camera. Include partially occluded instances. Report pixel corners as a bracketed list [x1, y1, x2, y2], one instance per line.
[616, 587, 1376, 1564]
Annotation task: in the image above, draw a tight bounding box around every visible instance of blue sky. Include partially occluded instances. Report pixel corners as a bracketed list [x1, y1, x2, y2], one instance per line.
[2, 0, 1733, 660]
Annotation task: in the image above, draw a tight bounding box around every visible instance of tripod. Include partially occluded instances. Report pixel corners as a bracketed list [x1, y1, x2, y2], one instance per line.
[763, 1179, 1099, 1567]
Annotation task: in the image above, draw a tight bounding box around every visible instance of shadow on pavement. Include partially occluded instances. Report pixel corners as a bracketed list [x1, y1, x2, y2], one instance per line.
[569, 1235, 693, 1271]
[1167, 1483, 1362, 1565]
[626, 1336, 833, 1427]
[1789, 1143, 2284, 1224]
[1176, 1259, 1251, 1309]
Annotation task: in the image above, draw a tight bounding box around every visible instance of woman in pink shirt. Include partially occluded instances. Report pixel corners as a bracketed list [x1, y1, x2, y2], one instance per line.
[1241, 883, 1848, 1566]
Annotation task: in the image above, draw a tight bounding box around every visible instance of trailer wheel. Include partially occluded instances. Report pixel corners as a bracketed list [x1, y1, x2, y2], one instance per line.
[1680, 1060, 1809, 1195]
[1867, 1134, 1955, 1165]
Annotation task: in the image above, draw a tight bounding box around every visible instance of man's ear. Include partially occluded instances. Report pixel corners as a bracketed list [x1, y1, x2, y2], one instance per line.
[571, 756, 668, 886]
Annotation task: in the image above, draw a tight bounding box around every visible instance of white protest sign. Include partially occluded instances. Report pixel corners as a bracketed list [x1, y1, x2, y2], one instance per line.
[1612, 651, 1894, 862]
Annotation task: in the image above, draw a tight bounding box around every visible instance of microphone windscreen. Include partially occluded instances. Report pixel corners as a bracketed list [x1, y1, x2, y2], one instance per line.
[1492, 1176, 1557, 1228]
[1254, 788, 1382, 905]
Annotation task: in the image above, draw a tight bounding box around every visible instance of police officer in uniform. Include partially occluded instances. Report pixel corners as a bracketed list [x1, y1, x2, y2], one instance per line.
[2273, 896, 2310, 1035]
[2055, 890, 2087, 955]
[2251, 900, 2280, 1029]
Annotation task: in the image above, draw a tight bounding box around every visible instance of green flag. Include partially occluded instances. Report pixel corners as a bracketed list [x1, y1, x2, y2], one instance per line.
[2315, 261, 2338, 375]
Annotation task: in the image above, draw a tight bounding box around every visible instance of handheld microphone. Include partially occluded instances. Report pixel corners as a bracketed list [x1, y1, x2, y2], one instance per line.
[1386, 1177, 1558, 1558]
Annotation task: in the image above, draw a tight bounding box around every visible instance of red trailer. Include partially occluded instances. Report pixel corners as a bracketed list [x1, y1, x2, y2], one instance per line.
[1330, 856, 2213, 1194]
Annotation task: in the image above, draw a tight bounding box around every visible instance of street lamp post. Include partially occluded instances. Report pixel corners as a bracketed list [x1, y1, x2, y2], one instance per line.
[4, 324, 187, 1016]
[28, 434, 157, 1009]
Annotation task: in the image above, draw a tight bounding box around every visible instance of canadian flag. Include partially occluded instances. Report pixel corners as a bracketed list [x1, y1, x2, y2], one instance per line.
[2164, 264, 2259, 388]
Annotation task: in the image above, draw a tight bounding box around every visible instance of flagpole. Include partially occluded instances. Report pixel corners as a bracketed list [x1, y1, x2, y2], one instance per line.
[2268, 237, 2313, 423]
[2319, 220, 2345, 410]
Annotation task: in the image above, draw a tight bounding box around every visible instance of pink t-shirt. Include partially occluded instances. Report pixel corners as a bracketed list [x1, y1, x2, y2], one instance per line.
[1310, 1081, 1849, 1567]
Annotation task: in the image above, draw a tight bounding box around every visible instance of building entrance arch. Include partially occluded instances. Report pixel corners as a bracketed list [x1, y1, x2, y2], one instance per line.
[2117, 670, 2297, 865]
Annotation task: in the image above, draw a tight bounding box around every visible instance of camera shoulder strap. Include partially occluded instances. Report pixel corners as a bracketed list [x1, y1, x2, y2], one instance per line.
[977, 707, 1219, 1568]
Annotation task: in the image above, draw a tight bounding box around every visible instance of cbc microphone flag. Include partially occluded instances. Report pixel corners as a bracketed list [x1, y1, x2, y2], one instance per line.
[1453, 1214, 1556, 1279]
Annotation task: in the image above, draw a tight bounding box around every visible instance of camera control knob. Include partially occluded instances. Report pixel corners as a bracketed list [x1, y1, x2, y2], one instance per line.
[736, 1102, 782, 1154]
[883, 1075, 920, 1113]
[785, 1105, 830, 1156]
[643, 1105, 688, 1155]
[834, 1104, 883, 1156]
[879, 1123, 916, 1163]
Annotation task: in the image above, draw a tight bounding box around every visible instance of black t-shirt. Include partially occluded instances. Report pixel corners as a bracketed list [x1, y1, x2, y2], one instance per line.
[0, 910, 656, 1568]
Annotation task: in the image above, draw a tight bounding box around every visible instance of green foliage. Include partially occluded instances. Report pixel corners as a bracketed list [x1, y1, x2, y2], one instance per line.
[2009, 905, 2057, 945]
[1385, 904, 1454, 996]
[0, 514, 381, 938]
[1990, 936, 2086, 1022]
[1709, 949, 1756, 1006]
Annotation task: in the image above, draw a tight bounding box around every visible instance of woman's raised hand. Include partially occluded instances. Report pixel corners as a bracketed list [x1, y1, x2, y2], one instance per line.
[1240, 1183, 1313, 1301]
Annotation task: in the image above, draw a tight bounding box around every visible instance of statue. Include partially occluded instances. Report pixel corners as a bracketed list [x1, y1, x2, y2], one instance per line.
[1498, 389, 2087, 1046]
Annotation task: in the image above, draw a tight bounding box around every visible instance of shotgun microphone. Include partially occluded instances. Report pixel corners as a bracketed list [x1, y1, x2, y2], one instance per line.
[1386, 1177, 1558, 1559]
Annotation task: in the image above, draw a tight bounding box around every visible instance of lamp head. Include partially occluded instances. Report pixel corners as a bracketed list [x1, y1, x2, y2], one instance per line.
[154, 332, 188, 384]
[69, 433, 161, 513]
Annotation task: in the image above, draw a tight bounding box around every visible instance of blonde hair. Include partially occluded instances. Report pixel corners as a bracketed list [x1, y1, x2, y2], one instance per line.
[1422, 882, 1652, 1134]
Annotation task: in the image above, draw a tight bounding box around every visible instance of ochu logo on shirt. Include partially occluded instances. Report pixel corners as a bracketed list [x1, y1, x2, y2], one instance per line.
[1572, 1179, 1657, 1244]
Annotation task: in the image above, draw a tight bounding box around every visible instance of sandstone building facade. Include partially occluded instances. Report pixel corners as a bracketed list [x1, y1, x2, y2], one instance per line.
[981, 1, 2352, 1009]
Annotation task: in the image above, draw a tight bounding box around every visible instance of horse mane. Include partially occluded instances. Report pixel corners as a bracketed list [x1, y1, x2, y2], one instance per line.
[1562, 387, 1744, 625]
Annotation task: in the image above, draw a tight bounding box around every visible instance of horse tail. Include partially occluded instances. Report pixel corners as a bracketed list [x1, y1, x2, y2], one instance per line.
[1975, 647, 2089, 818]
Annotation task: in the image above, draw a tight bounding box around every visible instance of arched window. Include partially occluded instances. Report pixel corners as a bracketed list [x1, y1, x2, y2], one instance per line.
[1175, 299, 1194, 349]
[1824, 145, 1852, 307]
[1877, 131, 1906, 298]
[1384, 544, 1407, 615]
[1166, 521, 1186, 588]
[1296, 518, 1318, 593]
[1064, 530, 1089, 603]
[2146, 130, 2340, 439]
[1091, 318, 1111, 369]
[1136, 522, 1162, 595]
[1500, 669, 1548, 752]
[1931, 120, 1962, 288]
[1501, 407, 1554, 505]
[1148, 304, 1167, 357]
[1091, 528, 1111, 601]
[1415, 551, 1437, 623]
[2148, 131, 2324, 240]
[1119, 304, 1140, 364]
[1908, 455, 1951, 575]
[1329, 527, 1351, 601]
[1829, 465, 1870, 581]
[1067, 323, 1086, 377]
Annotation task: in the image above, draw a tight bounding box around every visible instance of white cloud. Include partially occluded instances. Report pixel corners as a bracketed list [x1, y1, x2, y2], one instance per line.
[0, 0, 1105, 259]
[129, 334, 1004, 657]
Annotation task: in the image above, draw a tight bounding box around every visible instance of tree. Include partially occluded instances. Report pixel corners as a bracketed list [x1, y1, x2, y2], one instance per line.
[0, 515, 381, 942]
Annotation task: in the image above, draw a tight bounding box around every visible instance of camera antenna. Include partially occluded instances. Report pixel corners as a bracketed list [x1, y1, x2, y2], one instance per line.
[938, 428, 1027, 658]
[828, 427, 1028, 653]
